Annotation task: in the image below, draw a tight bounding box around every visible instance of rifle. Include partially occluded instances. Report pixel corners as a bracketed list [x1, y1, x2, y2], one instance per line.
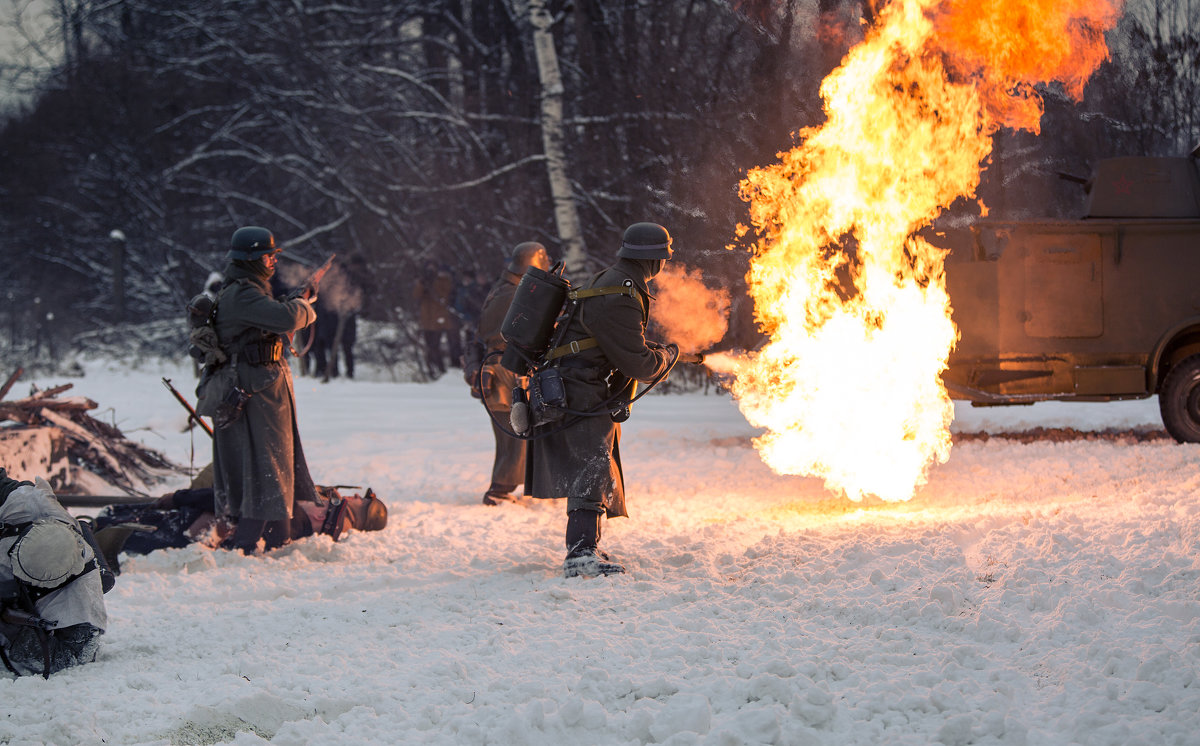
[1, 605, 55, 632]
[53, 494, 159, 509]
[291, 253, 336, 357]
[304, 253, 336, 297]
[162, 377, 213, 438]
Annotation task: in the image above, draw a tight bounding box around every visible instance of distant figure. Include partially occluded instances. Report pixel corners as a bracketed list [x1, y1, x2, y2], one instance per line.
[464, 242, 551, 505]
[308, 295, 339, 382]
[0, 469, 108, 677]
[453, 270, 488, 361]
[332, 253, 370, 380]
[414, 262, 461, 378]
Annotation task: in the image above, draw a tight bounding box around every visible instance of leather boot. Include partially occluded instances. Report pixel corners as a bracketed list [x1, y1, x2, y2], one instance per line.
[562, 509, 625, 578]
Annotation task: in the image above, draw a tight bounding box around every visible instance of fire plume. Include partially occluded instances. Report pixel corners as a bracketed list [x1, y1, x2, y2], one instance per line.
[715, 0, 1122, 501]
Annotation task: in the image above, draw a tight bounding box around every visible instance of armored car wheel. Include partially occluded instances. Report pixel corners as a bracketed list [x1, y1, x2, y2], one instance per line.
[1159, 354, 1200, 443]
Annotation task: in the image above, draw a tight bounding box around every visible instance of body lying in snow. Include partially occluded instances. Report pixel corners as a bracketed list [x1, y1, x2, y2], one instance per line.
[90, 482, 387, 571]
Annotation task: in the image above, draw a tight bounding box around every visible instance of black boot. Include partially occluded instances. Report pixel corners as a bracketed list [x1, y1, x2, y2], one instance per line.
[482, 482, 517, 506]
[222, 517, 268, 555]
[563, 509, 625, 578]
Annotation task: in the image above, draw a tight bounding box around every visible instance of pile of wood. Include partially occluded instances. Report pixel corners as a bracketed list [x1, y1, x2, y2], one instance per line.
[0, 367, 184, 495]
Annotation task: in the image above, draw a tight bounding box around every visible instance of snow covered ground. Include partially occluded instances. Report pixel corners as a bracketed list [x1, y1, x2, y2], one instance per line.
[3, 358, 1198, 746]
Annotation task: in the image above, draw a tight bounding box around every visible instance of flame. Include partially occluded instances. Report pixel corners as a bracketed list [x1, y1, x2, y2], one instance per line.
[651, 264, 731, 354]
[719, 0, 1121, 501]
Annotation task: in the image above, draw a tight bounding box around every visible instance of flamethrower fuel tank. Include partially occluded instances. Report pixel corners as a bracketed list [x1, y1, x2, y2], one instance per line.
[499, 266, 569, 375]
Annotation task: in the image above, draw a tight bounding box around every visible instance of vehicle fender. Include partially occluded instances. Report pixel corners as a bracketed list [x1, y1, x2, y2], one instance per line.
[1149, 316, 1200, 389]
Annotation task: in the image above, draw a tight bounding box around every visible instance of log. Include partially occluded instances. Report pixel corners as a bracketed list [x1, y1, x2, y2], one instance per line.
[0, 396, 97, 422]
[39, 408, 127, 477]
[0, 367, 21, 402]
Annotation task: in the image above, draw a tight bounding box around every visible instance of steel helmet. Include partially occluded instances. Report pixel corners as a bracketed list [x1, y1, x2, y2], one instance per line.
[228, 226, 278, 261]
[616, 222, 673, 260]
[10, 518, 92, 589]
[506, 241, 551, 275]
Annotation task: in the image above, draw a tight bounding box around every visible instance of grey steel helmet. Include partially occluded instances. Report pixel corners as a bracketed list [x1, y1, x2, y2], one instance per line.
[506, 241, 551, 274]
[617, 222, 673, 260]
[228, 226, 278, 261]
[10, 518, 92, 589]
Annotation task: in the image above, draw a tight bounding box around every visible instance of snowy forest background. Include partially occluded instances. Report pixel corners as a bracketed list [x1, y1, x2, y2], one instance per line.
[0, 0, 1197, 375]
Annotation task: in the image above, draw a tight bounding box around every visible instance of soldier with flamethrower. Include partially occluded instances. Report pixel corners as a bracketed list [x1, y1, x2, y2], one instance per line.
[506, 223, 690, 578]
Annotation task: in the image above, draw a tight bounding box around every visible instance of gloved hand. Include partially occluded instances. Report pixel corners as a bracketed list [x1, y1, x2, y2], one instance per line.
[288, 285, 318, 304]
[465, 369, 482, 399]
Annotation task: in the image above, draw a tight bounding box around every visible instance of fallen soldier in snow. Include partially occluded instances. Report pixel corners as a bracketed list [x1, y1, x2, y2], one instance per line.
[89, 479, 388, 572]
[1, 469, 109, 678]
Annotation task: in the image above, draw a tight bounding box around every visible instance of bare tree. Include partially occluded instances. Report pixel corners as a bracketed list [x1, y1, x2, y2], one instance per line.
[523, 0, 586, 275]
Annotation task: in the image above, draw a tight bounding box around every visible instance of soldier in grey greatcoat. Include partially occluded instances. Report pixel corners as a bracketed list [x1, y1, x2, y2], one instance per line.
[464, 242, 551, 505]
[524, 223, 676, 578]
[212, 226, 319, 553]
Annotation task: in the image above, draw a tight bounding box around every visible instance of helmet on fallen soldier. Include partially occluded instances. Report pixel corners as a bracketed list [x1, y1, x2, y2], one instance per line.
[10, 519, 93, 589]
[317, 487, 388, 541]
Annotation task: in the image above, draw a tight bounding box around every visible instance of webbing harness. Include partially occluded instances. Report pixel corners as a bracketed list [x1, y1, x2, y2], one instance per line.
[543, 282, 639, 362]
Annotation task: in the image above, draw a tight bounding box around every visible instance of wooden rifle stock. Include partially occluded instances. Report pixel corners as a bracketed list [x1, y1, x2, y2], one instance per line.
[162, 377, 213, 438]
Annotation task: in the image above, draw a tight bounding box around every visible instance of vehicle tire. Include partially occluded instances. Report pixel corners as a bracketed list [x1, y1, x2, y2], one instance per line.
[1159, 353, 1200, 442]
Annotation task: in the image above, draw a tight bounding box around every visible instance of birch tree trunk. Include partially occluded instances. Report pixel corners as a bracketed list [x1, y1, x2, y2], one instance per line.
[528, 0, 587, 275]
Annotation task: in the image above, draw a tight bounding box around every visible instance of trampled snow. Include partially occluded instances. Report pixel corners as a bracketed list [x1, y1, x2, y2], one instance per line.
[2, 359, 1198, 746]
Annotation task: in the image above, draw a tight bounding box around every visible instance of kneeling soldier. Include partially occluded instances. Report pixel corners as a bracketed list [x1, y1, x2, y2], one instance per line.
[1, 469, 108, 677]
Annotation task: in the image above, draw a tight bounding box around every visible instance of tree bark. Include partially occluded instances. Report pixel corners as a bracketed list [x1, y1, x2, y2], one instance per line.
[527, 0, 587, 276]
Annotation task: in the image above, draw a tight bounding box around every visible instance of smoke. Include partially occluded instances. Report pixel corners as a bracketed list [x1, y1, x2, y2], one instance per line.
[276, 262, 362, 314]
[650, 264, 731, 353]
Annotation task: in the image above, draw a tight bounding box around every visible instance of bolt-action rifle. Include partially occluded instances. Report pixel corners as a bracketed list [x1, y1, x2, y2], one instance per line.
[290, 253, 336, 356]
[51, 494, 159, 509]
[162, 377, 213, 438]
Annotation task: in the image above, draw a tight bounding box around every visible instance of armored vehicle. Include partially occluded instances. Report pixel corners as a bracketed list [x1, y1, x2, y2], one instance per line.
[936, 146, 1200, 441]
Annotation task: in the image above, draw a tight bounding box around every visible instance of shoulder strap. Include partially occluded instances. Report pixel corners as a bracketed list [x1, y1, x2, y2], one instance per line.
[0, 521, 31, 541]
[567, 283, 637, 301]
[545, 281, 643, 361]
[545, 337, 599, 361]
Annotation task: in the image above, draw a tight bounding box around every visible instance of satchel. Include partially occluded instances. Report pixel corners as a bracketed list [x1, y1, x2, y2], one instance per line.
[195, 363, 249, 429]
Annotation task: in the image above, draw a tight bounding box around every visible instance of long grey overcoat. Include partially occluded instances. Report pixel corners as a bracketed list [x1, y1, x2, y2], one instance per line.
[524, 258, 671, 517]
[477, 270, 526, 489]
[211, 264, 318, 522]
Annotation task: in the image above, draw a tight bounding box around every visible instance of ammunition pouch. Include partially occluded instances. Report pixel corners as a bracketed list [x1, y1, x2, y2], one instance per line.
[240, 339, 283, 366]
[194, 359, 251, 429]
[212, 385, 251, 430]
[529, 367, 568, 427]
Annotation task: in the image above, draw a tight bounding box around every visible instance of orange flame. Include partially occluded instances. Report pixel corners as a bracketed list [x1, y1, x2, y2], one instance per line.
[716, 0, 1122, 501]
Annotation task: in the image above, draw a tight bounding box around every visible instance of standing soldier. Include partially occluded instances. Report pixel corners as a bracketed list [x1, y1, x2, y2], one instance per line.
[212, 226, 320, 553]
[465, 242, 552, 505]
[414, 262, 461, 378]
[525, 223, 677, 577]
